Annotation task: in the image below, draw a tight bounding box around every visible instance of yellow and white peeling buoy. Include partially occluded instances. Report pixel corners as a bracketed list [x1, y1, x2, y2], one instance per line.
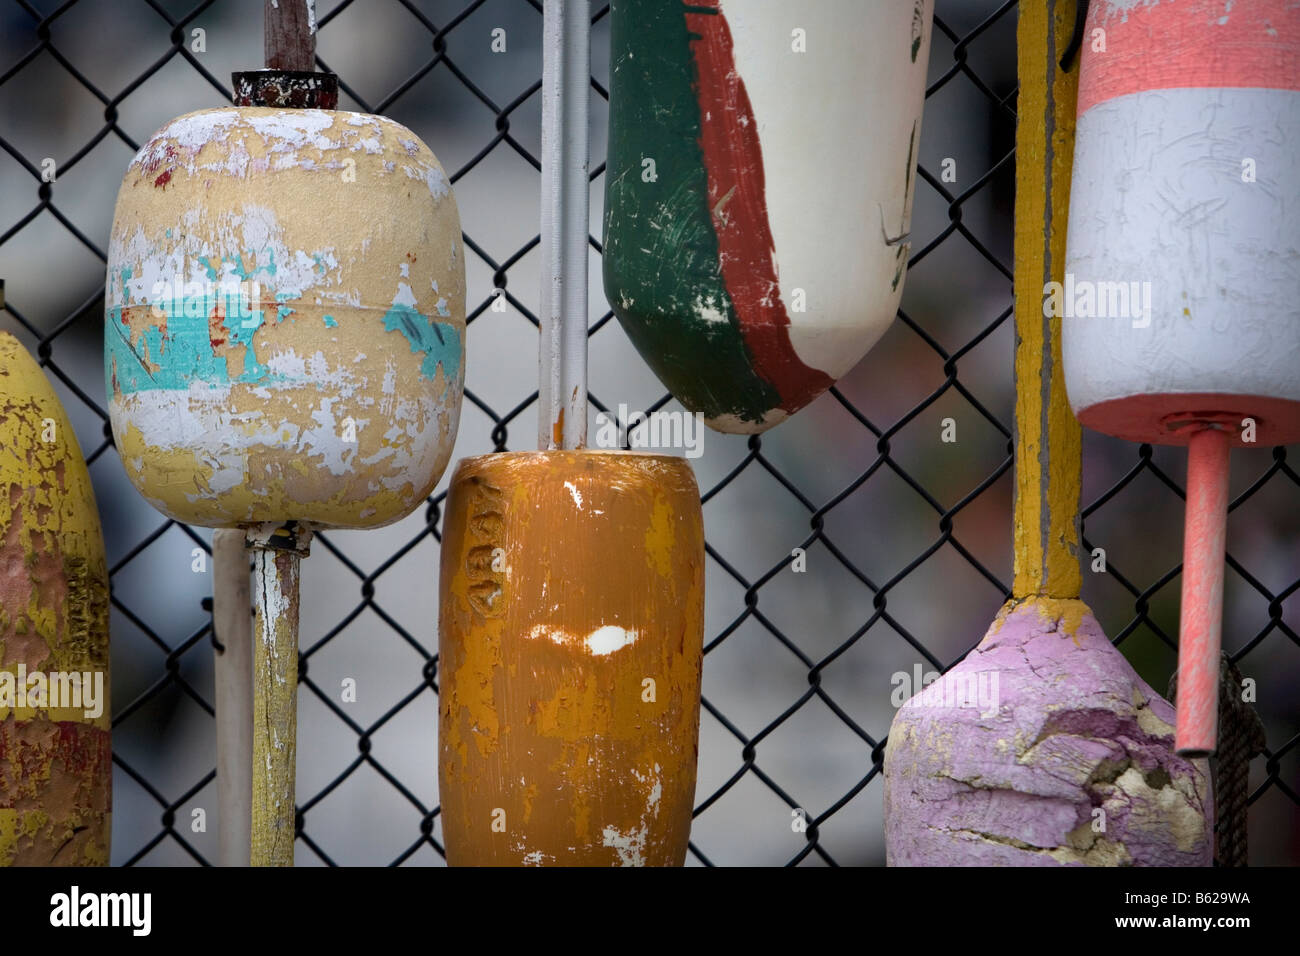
[105, 105, 467, 866]
[105, 107, 465, 530]
[0, 333, 111, 866]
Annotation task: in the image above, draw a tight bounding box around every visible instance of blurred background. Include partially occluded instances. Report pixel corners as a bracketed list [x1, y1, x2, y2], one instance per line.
[0, 0, 1296, 865]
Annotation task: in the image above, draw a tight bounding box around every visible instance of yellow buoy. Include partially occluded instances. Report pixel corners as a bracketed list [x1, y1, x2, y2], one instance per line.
[0, 332, 111, 866]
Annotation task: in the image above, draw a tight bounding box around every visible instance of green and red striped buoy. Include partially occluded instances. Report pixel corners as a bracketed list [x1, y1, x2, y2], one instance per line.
[604, 0, 934, 432]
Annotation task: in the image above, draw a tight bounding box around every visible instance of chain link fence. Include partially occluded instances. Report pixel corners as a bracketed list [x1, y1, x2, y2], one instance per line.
[0, 0, 1296, 866]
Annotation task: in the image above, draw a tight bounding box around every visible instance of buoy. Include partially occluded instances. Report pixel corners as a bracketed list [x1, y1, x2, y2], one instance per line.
[105, 107, 464, 529]
[105, 101, 465, 865]
[603, 0, 934, 433]
[884, 1, 1213, 867]
[1062, 0, 1300, 755]
[437, 2, 705, 866]
[0, 329, 111, 866]
[438, 452, 703, 866]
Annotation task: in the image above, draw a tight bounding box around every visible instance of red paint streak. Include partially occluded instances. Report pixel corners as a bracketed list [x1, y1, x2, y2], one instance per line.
[1079, 0, 1300, 115]
[52, 722, 112, 777]
[0, 721, 112, 808]
[685, 2, 832, 412]
[209, 300, 226, 349]
[153, 169, 172, 189]
[1174, 427, 1230, 756]
[139, 142, 179, 177]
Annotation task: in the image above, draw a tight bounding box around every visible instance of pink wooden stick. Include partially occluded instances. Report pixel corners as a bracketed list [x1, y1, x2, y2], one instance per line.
[1175, 426, 1231, 756]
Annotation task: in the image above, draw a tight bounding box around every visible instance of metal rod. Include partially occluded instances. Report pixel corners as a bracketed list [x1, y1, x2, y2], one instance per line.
[247, 522, 310, 867]
[212, 528, 252, 867]
[538, 0, 590, 451]
[1175, 426, 1231, 756]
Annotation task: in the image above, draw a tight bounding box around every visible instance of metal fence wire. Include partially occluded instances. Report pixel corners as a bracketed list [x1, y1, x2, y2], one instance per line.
[1, 0, 1297, 866]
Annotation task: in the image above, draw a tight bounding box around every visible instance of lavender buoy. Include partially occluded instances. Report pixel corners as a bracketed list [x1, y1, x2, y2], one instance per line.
[105, 106, 465, 865]
[882, 1, 1212, 867]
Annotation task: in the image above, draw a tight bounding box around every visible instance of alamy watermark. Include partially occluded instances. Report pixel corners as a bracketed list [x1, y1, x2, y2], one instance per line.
[0, 666, 106, 719]
[147, 274, 265, 328]
[593, 404, 705, 459]
[1043, 273, 1153, 328]
[891, 664, 1000, 718]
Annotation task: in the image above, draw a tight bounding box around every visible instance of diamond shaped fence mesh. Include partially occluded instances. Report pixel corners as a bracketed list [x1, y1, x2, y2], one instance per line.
[0, 0, 1296, 866]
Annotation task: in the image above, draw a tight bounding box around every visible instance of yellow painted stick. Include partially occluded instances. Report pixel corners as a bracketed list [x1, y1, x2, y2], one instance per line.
[1012, 0, 1082, 601]
[883, 1, 1213, 866]
[248, 523, 309, 868]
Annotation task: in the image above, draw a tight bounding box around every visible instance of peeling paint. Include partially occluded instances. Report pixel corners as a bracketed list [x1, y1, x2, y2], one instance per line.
[0, 335, 111, 866]
[105, 107, 466, 530]
[439, 452, 703, 866]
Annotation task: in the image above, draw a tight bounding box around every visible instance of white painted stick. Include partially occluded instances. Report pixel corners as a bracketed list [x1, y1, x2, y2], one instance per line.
[212, 528, 252, 866]
[538, 0, 591, 451]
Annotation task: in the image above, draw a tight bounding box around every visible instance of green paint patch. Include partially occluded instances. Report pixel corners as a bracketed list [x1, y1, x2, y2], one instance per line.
[323, 314, 338, 328]
[602, 0, 781, 425]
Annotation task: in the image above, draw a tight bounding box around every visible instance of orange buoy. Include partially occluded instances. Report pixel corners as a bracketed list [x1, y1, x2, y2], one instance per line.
[0, 332, 111, 866]
[438, 452, 704, 866]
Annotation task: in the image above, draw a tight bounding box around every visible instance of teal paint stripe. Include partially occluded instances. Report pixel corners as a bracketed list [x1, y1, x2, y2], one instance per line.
[106, 298, 462, 396]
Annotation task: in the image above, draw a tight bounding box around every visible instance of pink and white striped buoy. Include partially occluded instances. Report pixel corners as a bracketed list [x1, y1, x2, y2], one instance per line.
[1063, 1, 1300, 755]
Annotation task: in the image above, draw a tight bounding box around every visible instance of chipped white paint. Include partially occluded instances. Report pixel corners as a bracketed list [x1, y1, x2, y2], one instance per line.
[526, 624, 569, 645]
[106, 106, 466, 529]
[693, 294, 728, 324]
[584, 625, 637, 656]
[524, 623, 640, 657]
[707, 407, 788, 434]
[393, 282, 418, 309]
[601, 823, 648, 867]
[711, 0, 933, 379]
[563, 480, 583, 510]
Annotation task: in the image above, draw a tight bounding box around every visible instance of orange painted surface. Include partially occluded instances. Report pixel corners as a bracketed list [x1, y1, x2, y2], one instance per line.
[1175, 427, 1230, 756]
[1078, 392, 1300, 448]
[438, 451, 704, 866]
[1078, 0, 1300, 115]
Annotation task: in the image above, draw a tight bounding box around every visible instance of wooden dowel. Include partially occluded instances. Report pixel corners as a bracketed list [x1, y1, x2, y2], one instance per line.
[212, 528, 252, 867]
[1175, 426, 1231, 756]
[1011, 0, 1083, 601]
[265, 0, 317, 72]
[248, 523, 309, 867]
